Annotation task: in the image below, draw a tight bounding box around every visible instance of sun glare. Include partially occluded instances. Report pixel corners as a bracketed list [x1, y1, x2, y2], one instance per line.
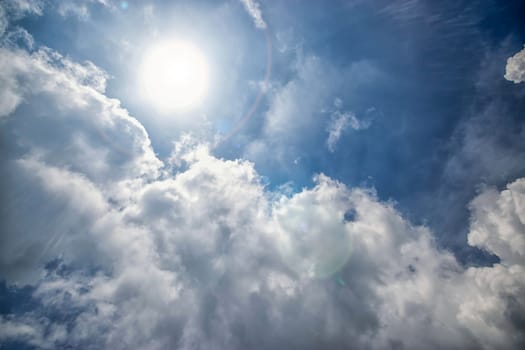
[140, 39, 209, 112]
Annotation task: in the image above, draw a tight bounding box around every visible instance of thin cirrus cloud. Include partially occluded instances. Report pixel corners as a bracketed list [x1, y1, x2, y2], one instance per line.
[239, 0, 267, 29]
[0, 1, 525, 350]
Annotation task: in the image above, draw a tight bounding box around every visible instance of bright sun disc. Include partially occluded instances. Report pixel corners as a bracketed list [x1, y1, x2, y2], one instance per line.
[140, 40, 209, 112]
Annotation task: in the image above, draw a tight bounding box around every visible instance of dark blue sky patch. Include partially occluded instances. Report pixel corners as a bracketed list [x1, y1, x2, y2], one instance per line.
[0, 282, 37, 315]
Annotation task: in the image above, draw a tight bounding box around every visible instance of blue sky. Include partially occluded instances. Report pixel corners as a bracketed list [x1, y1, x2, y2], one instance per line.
[1, 0, 525, 349]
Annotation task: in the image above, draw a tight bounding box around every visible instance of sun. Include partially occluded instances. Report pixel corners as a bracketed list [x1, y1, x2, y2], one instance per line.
[140, 39, 209, 112]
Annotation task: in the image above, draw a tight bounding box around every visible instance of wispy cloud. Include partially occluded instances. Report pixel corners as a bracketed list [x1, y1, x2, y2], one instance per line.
[326, 112, 349, 153]
[55, 0, 115, 19]
[326, 109, 371, 153]
[245, 57, 380, 172]
[240, 0, 267, 29]
[0, 0, 43, 37]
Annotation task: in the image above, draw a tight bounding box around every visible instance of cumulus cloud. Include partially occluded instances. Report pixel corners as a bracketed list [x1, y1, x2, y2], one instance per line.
[0, 42, 161, 283]
[461, 178, 525, 348]
[239, 0, 267, 29]
[1, 19, 525, 350]
[505, 45, 525, 83]
[468, 178, 525, 266]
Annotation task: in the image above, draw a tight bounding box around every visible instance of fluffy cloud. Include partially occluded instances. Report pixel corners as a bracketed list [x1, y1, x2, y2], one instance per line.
[461, 178, 525, 348]
[1, 21, 525, 350]
[505, 45, 525, 83]
[0, 44, 161, 284]
[468, 178, 525, 266]
[3, 145, 525, 348]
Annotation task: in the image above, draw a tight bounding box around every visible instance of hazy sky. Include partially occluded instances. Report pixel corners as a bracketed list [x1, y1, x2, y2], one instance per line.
[1, 1, 525, 349]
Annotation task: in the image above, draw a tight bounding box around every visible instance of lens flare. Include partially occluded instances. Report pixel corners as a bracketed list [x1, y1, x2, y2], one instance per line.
[276, 208, 352, 279]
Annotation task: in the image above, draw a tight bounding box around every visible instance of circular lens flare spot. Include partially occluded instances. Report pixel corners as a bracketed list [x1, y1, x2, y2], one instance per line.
[276, 208, 352, 279]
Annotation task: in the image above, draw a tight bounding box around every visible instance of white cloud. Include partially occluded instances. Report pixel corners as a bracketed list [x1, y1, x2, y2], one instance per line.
[0, 315, 67, 349]
[4, 142, 525, 348]
[55, 0, 114, 19]
[239, 0, 267, 29]
[245, 56, 333, 167]
[1, 27, 524, 350]
[458, 178, 525, 348]
[326, 111, 350, 152]
[0, 0, 112, 24]
[1, 0, 43, 18]
[0, 0, 42, 41]
[0, 40, 161, 284]
[0, 45, 160, 180]
[326, 110, 371, 153]
[468, 178, 525, 265]
[245, 56, 381, 172]
[505, 45, 525, 83]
